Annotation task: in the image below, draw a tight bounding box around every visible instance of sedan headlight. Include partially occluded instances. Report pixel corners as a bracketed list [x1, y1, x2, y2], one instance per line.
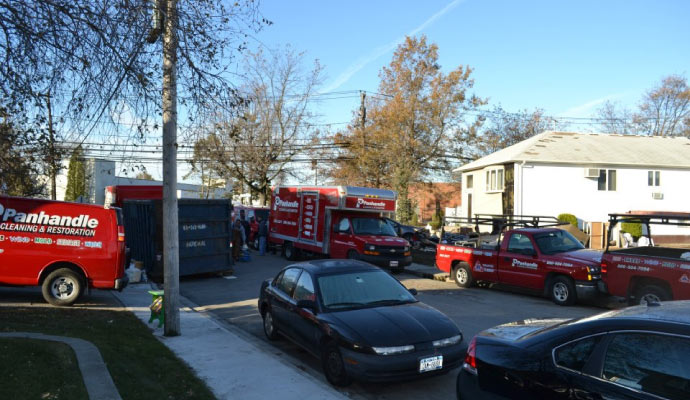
[372, 345, 415, 355]
[587, 266, 600, 274]
[432, 334, 462, 348]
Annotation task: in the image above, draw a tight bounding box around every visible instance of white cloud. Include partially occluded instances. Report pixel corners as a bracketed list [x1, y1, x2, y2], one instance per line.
[322, 0, 465, 93]
[558, 92, 629, 118]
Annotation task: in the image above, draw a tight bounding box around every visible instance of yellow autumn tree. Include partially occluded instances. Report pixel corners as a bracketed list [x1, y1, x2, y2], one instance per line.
[330, 36, 485, 222]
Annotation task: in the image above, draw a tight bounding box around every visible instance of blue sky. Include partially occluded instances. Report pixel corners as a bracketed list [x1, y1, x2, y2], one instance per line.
[251, 0, 690, 128]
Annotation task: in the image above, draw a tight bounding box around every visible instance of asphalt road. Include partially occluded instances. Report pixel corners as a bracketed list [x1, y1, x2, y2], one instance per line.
[179, 252, 617, 400]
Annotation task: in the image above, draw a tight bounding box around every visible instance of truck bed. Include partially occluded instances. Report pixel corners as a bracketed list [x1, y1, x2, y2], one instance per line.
[609, 246, 690, 260]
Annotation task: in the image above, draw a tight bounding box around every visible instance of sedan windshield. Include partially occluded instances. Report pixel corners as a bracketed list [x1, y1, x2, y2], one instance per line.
[352, 217, 397, 236]
[318, 270, 416, 310]
[534, 230, 584, 255]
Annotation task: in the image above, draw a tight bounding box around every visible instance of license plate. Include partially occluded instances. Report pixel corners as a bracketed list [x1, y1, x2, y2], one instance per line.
[419, 355, 443, 373]
[390, 261, 399, 267]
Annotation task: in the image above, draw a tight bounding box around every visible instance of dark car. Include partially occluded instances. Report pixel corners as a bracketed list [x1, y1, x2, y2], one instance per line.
[457, 301, 690, 400]
[384, 217, 422, 245]
[258, 259, 465, 386]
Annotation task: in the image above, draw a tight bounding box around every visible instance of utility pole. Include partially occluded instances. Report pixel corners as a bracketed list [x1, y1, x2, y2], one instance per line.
[162, 0, 180, 336]
[45, 90, 57, 200]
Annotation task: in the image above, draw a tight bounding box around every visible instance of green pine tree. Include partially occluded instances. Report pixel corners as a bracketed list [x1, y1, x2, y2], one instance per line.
[64, 146, 87, 201]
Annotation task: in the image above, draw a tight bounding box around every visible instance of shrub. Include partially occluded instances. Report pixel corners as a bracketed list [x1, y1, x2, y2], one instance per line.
[621, 222, 643, 239]
[557, 213, 578, 227]
[429, 209, 444, 230]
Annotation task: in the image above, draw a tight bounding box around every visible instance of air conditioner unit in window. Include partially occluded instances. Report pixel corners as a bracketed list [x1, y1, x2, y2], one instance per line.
[584, 168, 600, 178]
[652, 192, 664, 200]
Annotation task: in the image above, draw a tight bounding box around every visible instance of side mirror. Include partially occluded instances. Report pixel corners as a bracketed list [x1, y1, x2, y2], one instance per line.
[408, 288, 418, 296]
[296, 299, 317, 310]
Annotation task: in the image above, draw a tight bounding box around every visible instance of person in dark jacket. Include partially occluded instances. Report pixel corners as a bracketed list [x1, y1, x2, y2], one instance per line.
[258, 216, 268, 256]
[232, 219, 244, 261]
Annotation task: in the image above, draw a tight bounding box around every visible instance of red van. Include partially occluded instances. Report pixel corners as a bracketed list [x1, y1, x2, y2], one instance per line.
[268, 186, 411, 271]
[0, 196, 128, 306]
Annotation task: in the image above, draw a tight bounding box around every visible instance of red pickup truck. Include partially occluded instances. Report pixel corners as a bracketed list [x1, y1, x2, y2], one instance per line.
[600, 213, 690, 305]
[435, 216, 602, 306]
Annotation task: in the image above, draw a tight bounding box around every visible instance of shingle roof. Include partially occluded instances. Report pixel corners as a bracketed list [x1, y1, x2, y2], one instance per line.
[455, 131, 690, 172]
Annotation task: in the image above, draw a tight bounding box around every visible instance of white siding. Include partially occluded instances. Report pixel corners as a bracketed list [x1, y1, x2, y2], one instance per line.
[518, 163, 690, 224]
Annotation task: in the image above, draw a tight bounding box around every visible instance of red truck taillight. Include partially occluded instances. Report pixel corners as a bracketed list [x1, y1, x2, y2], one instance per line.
[118, 226, 125, 242]
[601, 261, 607, 275]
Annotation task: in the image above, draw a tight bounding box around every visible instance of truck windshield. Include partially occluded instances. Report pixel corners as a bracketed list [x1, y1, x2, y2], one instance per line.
[352, 218, 397, 236]
[534, 230, 584, 255]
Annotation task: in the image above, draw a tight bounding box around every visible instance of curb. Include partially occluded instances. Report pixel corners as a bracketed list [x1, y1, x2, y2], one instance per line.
[405, 265, 449, 282]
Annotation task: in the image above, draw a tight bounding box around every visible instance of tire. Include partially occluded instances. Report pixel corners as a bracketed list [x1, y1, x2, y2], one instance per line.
[262, 308, 280, 341]
[634, 284, 670, 305]
[284, 242, 298, 261]
[41, 268, 83, 306]
[452, 264, 473, 288]
[549, 276, 576, 306]
[321, 342, 353, 387]
[347, 250, 359, 260]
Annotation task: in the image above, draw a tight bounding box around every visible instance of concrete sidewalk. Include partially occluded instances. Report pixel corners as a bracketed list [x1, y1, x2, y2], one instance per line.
[406, 262, 449, 282]
[112, 284, 346, 400]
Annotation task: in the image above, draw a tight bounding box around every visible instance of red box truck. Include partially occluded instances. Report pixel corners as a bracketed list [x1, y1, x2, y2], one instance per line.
[0, 196, 128, 306]
[268, 186, 412, 271]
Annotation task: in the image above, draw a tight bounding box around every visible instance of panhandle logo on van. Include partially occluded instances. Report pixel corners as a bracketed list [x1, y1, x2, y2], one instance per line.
[273, 197, 299, 211]
[0, 202, 98, 237]
[355, 198, 385, 209]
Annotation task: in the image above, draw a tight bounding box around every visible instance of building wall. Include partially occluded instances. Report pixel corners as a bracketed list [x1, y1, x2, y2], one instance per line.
[460, 167, 504, 219]
[518, 163, 690, 227]
[408, 182, 462, 221]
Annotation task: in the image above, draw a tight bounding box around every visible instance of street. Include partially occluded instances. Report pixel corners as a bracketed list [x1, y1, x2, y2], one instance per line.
[179, 253, 614, 400]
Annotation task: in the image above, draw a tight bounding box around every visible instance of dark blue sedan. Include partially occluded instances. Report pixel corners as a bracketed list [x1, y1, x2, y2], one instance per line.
[258, 259, 466, 386]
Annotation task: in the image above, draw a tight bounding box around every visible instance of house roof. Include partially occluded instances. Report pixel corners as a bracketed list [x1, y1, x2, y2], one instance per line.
[455, 131, 690, 172]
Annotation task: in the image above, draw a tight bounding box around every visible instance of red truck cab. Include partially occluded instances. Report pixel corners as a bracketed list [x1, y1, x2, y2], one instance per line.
[0, 196, 128, 306]
[269, 186, 412, 271]
[436, 216, 602, 305]
[600, 213, 690, 305]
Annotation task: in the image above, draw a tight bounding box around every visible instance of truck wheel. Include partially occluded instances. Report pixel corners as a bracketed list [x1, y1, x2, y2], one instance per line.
[284, 242, 299, 261]
[549, 276, 576, 306]
[452, 264, 473, 288]
[41, 268, 83, 307]
[634, 285, 670, 305]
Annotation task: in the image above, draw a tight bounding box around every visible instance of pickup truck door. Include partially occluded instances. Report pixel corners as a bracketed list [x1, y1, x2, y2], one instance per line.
[497, 233, 544, 289]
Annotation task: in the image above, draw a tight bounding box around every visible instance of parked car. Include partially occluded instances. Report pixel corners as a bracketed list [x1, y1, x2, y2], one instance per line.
[436, 215, 603, 306]
[258, 260, 466, 386]
[457, 300, 690, 400]
[383, 217, 421, 244]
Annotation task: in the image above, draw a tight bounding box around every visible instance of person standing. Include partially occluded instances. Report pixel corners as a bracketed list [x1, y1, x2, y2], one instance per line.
[232, 219, 244, 261]
[258, 216, 268, 256]
[239, 209, 251, 248]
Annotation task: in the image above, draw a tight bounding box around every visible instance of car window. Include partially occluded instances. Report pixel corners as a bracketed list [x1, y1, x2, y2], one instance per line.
[293, 272, 316, 302]
[602, 332, 690, 400]
[553, 335, 603, 372]
[318, 270, 416, 309]
[352, 217, 397, 236]
[275, 268, 302, 296]
[507, 233, 535, 254]
[534, 230, 584, 255]
[337, 218, 351, 233]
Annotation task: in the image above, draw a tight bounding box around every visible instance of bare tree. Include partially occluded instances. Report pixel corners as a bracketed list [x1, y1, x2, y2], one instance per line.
[596, 101, 635, 135]
[189, 47, 323, 205]
[634, 75, 690, 136]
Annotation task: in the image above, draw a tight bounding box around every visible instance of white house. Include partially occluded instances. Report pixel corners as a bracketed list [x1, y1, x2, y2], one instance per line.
[455, 131, 690, 232]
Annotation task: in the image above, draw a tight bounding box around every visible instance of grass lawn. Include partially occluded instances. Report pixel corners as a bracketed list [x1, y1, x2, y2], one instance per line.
[0, 338, 88, 400]
[0, 306, 215, 400]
